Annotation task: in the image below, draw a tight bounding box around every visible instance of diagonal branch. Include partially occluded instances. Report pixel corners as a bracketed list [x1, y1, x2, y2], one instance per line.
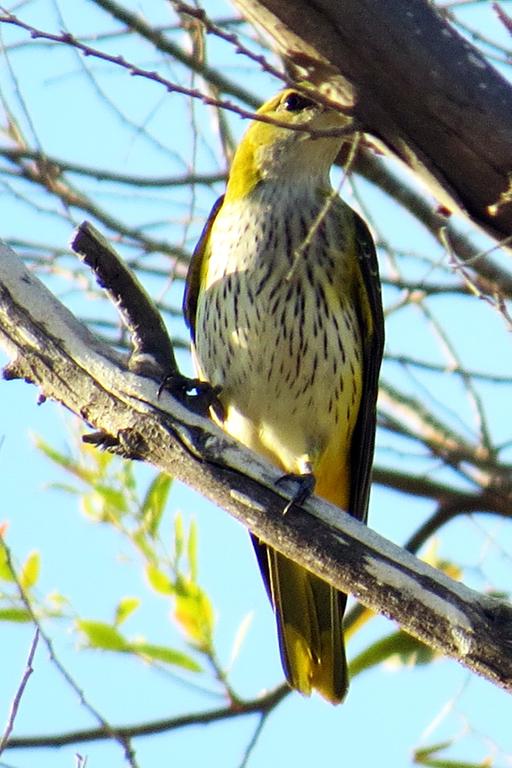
[0, 630, 39, 755]
[0, 235, 512, 694]
[233, 0, 512, 243]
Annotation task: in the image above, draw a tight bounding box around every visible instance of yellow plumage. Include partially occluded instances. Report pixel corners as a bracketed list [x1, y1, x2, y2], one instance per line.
[184, 89, 384, 704]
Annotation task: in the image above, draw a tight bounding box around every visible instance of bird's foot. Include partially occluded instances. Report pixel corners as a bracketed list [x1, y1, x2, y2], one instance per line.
[158, 373, 225, 420]
[276, 472, 316, 514]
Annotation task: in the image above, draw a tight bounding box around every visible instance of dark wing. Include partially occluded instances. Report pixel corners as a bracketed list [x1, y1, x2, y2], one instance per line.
[183, 195, 225, 341]
[349, 212, 385, 524]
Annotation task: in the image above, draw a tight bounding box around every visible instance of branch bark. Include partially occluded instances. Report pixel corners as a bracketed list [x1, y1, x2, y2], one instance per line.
[1, 236, 512, 693]
[233, 0, 512, 243]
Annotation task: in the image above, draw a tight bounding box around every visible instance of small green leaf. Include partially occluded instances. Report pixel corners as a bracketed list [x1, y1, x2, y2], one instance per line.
[128, 641, 201, 672]
[142, 473, 171, 538]
[132, 528, 156, 562]
[413, 741, 493, 767]
[115, 597, 140, 626]
[414, 752, 490, 767]
[187, 520, 198, 582]
[35, 436, 95, 484]
[0, 608, 32, 622]
[145, 563, 174, 595]
[81, 492, 101, 521]
[85, 443, 114, 476]
[174, 512, 184, 563]
[91, 483, 128, 517]
[77, 620, 128, 651]
[0, 545, 15, 582]
[20, 551, 40, 590]
[175, 581, 214, 651]
[350, 631, 436, 678]
[119, 461, 136, 494]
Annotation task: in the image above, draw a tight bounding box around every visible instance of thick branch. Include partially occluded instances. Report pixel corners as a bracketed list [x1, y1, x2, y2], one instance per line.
[1, 238, 512, 693]
[233, 0, 512, 242]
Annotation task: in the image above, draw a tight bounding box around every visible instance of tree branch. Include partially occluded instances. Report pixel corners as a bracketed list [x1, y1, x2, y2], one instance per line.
[1, 234, 512, 693]
[0, 630, 39, 755]
[233, 0, 512, 243]
[5, 685, 288, 750]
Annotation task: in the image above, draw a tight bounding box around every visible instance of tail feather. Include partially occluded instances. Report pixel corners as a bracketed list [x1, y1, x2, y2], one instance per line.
[252, 537, 348, 704]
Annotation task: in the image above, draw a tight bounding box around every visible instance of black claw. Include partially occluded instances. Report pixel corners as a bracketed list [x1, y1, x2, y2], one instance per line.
[276, 472, 316, 513]
[158, 373, 225, 420]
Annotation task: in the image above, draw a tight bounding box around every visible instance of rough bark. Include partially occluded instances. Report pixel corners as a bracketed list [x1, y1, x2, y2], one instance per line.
[234, 0, 512, 243]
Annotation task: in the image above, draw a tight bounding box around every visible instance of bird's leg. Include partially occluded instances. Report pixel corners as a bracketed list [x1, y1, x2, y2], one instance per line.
[158, 373, 225, 421]
[276, 470, 316, 514]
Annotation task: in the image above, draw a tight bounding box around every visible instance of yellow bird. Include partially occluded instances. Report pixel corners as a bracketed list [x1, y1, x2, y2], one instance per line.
[184, 88, 384, 704]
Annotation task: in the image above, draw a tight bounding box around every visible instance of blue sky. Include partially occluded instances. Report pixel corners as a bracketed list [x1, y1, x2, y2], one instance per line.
[1, 1, 512, 767]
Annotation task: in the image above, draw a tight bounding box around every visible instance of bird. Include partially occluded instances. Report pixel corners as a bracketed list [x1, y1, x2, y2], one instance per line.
[183, 87, 384, 704]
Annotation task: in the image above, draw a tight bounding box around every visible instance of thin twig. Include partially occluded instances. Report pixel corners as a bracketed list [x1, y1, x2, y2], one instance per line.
[6, 686, 289, 750]
[0, 629, 39, 755]
[170, 0, 286, 83]
[0, 11, 356, 138]
[0, 543, 140, 768]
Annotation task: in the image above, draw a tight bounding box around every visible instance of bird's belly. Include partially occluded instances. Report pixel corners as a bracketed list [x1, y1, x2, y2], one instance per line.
[194, 266, 363, 483]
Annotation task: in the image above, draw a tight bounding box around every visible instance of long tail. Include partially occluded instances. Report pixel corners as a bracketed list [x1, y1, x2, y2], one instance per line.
[252, 537, 348, 704]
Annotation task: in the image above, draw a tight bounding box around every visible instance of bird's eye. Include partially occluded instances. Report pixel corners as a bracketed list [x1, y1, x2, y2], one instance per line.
[282, 92, 316, 112]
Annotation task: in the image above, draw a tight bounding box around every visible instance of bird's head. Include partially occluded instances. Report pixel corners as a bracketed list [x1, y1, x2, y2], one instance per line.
[225, 88, 353, 201]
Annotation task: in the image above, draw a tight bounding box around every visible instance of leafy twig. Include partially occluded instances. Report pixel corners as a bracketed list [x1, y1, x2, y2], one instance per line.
[0, 542, 140, 768]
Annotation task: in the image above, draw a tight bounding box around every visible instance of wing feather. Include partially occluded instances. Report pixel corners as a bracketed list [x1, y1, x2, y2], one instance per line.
[183, 195, 225, 340]
[349, 213, 385, 523]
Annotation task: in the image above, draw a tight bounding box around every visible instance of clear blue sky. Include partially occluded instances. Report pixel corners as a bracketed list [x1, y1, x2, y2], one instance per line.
[1, 2, 512, 767]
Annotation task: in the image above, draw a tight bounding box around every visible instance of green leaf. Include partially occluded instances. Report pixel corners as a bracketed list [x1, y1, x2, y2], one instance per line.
[49, 482, 81, 496]
[175, 581, 214, 651]
[413, 742, 493, 768]
[187, 520, 198, 582]
[132, 528, 157, 562]
[86, 443, 114, 477]
[174, 512, 184, 563]
[90, 483, 128, 518]
[350, 630, 436, 678]
[0, 608, 32, 622]
[0, 544, 15, 582]
[119, 460, 136, 494]
[145, 563, 174, 595]
[414, 742, 453, 761]
[142, 473, 171, 538]
[20, 551, 40, 590]
[128, 641, 201, 672]
[35, 436, 95, 485]
[77, 620, 128, 651]
[115, 597, 140, 626]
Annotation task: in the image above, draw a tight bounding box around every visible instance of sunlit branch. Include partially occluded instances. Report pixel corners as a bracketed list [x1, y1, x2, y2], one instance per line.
[0, 11, 356, 139]
[5, 685, 288, 750]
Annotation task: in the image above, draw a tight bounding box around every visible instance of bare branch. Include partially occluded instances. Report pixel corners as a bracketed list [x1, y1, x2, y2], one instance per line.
[5, 685, 288, 750]
[0, 11, 356, 138]
[233, 0, 512, 242]
[71, 221, 177, 377]
[0, 542, 140, 767]
[0, 629, 39, 755]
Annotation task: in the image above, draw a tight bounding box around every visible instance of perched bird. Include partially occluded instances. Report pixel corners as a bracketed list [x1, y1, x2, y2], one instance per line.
[184, 88, 384, 704]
